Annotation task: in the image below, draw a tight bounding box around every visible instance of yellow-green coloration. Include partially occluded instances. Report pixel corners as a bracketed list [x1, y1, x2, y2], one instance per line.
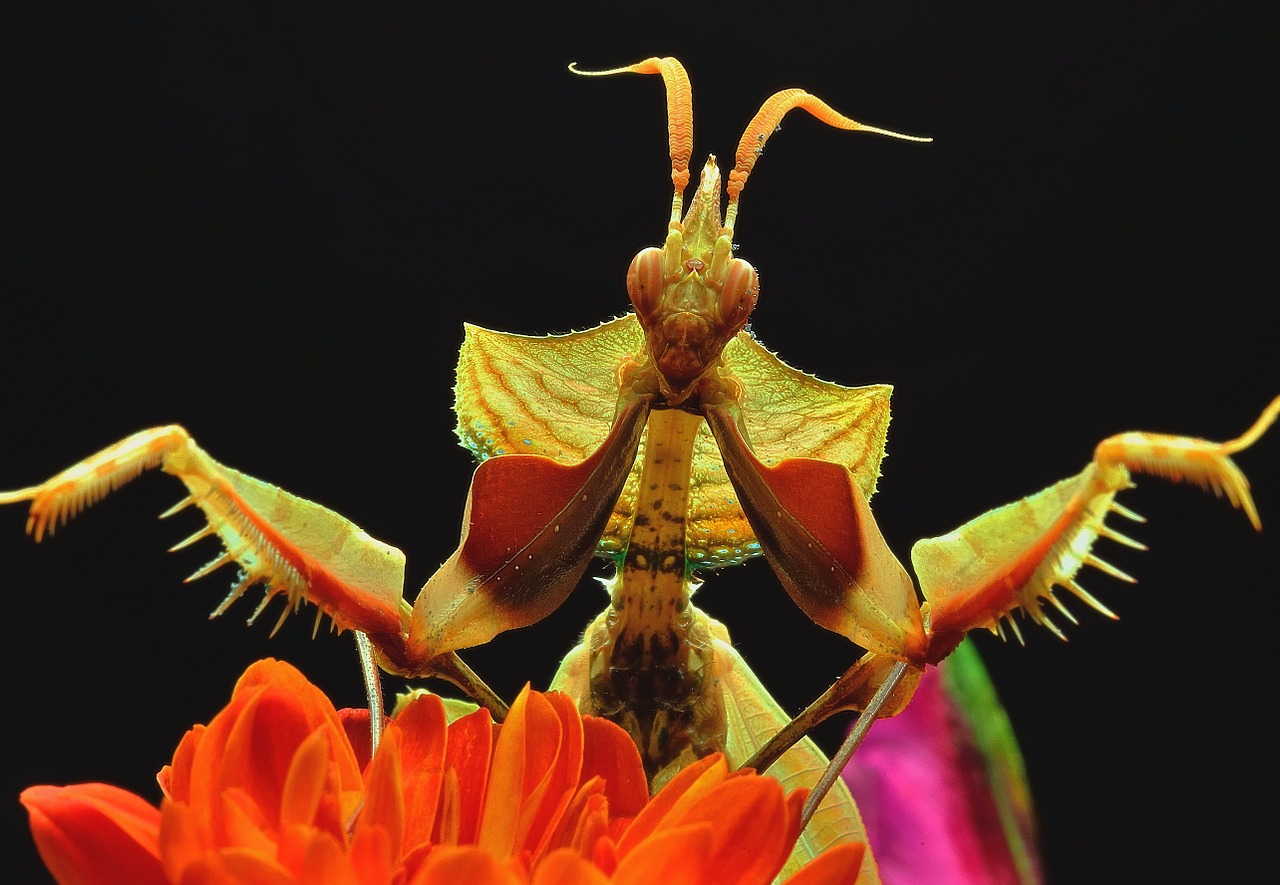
[614, 408, 703, 661]
[453, 147, 890, 781]
[590, 407, 718, 778]
[453, 318, 893, 569]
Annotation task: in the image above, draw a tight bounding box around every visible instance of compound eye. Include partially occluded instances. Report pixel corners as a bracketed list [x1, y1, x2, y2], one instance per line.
[718, 258, 759, 328]
[626, 247, 666, 319]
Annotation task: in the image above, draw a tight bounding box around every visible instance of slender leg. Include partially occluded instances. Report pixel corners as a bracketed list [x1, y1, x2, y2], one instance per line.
[354, 631, 385, 756]
[799, 660, 912, 833]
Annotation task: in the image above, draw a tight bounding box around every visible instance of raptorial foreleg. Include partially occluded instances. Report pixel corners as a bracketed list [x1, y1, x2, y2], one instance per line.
[916, 395, 1279, 662]
[0, 425, 410, 644]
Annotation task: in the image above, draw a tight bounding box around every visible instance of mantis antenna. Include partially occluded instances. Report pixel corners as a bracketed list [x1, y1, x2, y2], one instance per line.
[723, 89, 932, 235]
[569, 57, 693, 227]
[569, 56, 931, 237]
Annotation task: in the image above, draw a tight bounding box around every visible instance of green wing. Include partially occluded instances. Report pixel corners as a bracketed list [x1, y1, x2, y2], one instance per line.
[715, 636, 881, 885]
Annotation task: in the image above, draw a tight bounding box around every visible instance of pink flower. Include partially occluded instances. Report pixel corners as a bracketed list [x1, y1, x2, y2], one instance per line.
[842, 640, 1043, 884]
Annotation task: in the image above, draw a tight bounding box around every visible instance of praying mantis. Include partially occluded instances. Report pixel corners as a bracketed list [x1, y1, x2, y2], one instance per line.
[4, 53, 1278, 883]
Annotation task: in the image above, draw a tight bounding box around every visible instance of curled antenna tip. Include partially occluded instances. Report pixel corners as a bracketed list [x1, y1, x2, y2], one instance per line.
[1223, 393, 1280, 454]
[567, 60, 632, 77]
[861, 124, 933, 143]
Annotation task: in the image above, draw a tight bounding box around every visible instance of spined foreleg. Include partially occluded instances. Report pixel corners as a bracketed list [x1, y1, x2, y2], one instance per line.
[0, 425, 408, 638]
[745, 396, 1279, 783]
[916, 394, 1280, 662]
[0, 425, 506, 714]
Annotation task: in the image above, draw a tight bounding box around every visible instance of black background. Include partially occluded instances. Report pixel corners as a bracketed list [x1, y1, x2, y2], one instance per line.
[4, 2, 1277, 882]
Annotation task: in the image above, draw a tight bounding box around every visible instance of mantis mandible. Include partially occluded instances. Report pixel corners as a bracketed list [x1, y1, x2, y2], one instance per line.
[3, 57, 1276, 881]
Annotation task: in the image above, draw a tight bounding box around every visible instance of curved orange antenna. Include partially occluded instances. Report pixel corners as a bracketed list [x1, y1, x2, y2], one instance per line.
[1223, 394, 1280, 455]
[724, 89, 932, 233]
[569, 57, 693, 225]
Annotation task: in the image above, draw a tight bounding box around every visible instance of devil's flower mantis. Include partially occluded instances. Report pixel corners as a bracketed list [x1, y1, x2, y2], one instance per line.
[3, 57, 1276, 882]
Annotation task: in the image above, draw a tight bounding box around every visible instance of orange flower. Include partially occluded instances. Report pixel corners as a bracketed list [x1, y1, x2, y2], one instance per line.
[21, 658, 864, 884]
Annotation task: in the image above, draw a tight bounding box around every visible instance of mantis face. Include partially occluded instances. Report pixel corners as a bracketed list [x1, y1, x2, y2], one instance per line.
[626, 159, 759, 404]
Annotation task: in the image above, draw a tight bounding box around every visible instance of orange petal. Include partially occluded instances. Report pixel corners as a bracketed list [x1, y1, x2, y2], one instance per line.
[780, 842, 867, 885]
[338, 707, 379, 771]
[358, 723, 406, 859]
[186, 661, 362, 846]
[521, 692, 585, 854]
[158, 798, 206, 883]
[21, 783, 166, 885]
[616, 754, 727, 856]
[218, 688, 331, 829]
[478, 685, 565, 857]
[476, 685, 536, 856]
[217, 845, 295, 884]
[348, 826, 394, 885]
[393, 693, 449, 851]
[677, 774, 790, 885]
[282, 825, 362, 885]
[408, 844, 526, 885]
[280, 727, 334, 831]
[613, 822, 712, 885]
[233, 661, 364, 794]
[216, 787, 277, 857]
[159, 722, 203, 803]
[590, 824, 619, 875]
[531, 847, 611, 885]
[537, 778, 608, 864]
[580, 715, 648, 818]
[780, 787, 808, 855]
[435, 706, 494, 845]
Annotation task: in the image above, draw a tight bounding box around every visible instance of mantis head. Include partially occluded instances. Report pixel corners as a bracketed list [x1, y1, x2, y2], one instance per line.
[625, 157, 757, 402]
[571, 57, 930, 405]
